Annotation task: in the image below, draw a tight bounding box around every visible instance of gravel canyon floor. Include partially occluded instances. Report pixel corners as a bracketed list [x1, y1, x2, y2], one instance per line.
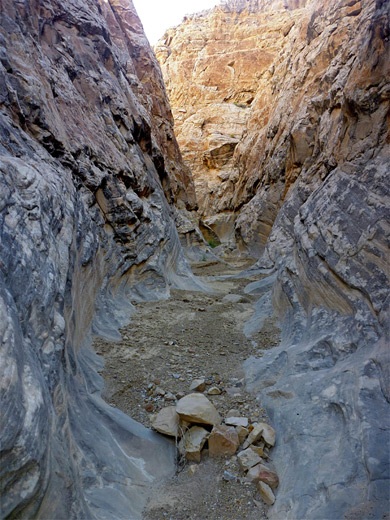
[94, 257, 280, 520]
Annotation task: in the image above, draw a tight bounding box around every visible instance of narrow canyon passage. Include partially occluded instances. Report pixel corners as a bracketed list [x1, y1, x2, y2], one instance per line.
[94, 257, 280, 520]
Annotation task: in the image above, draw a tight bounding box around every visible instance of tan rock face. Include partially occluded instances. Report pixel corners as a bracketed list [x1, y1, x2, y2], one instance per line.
[176, 393, 222, 425]
[247, 462, 279, 489]
[155, 0, 309, 238]
[151, 406, 182, 437]
[156, 0, 388, 252]
[209, 424, 240, 457]
[179, 426, 209, 462]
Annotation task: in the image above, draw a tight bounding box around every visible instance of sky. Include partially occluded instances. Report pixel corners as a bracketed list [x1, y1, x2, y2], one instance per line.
[132, 0, 220, 45]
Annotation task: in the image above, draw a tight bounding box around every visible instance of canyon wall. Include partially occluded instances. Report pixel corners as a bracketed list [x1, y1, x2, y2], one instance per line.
[0, 0, 203, 518]
[158, 0, 390, 518]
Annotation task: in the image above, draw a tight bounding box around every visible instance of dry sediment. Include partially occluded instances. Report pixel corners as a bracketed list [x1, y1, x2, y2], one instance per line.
[95, 258, 281, 520]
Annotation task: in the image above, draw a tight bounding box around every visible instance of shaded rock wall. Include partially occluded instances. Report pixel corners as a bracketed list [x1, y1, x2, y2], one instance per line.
[0, 1, 202, 518]
[157, 0, 390, 518]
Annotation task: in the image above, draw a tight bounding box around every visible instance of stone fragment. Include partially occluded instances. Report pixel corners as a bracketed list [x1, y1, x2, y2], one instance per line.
[209, 425, 239, 457]
[208, 386, 222, 395]
[154, 386, 166, 397]
[176, 393, 222, 425]
[243, 423, 263, 449]
[258, 482, 275, 505]
[258, 422, 276, 447]
[226, 409, 241, 418]
[189, 378, 206, 392]
[179, 426, 209, 462]
[222, 470, 239, 482]
[250, 444, 265, 457]
[237, 447, 263, 471]
[225, 416, 248, 427]
[151, 406, 181, 437]
[247, 463, 279, 489]
[164, 392, 176, 401]
[188, 464, 199, 476]
[236, 425, 249, 444]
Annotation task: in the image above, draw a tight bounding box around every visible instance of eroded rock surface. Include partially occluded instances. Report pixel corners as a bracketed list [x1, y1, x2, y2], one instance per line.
[0, 1, 202, 518]
[157, 0, 390, 518]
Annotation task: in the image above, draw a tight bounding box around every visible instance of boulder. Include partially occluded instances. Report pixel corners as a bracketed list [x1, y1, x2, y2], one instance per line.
[209, 425, 240, 457]
[151, 406, 182, 438]
[176, 393, 222, 425]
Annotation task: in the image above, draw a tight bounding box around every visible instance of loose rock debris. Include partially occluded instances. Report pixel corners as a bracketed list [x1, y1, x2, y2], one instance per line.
[95, 258, 281, 520]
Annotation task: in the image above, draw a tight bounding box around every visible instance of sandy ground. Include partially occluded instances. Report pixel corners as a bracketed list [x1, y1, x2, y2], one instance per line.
[94, 257, 280, 520]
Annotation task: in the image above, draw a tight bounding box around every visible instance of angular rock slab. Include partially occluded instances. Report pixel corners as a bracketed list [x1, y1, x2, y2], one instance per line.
[225, 416, 249, 427]
[179, 426, 209, 462]
[176, 393, 222, 425]
[209, 425, 240, 457]
[151, 406, 182, 438]
[243, 422, 275, 449]
[237, 447, 263, 471]
[247, 463, 279, 489]
[258, 481, 276, 505]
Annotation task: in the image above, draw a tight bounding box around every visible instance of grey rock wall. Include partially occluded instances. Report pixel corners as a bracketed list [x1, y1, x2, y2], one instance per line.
[240, 1, 390, 516]
[245, 155, 390, 519]
[0, 1, 201, 518]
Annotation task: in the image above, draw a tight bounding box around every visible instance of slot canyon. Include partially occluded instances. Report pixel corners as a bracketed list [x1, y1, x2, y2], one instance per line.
[0, 0, 389, 519]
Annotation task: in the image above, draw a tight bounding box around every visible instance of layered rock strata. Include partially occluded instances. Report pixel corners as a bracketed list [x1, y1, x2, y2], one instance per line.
[158, 0, 390, 518]
[0, 1, 203, 518]
[155, 0, 309, 240]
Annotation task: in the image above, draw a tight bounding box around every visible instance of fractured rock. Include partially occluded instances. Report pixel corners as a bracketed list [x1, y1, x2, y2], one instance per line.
[225, 416, 248, 427]
[237, 447, 263, 471]
[176, 393, 222, 425]
[179, 426, 209, 463]
[236, 425, 249, 444]
[247, 463, 279, 489]
[243, 421, 275, 449]
[257, 481, 275, 505]
[209, 425, 240, 457]
[151, 406, 182, 438]
[257, 422, 276, 447]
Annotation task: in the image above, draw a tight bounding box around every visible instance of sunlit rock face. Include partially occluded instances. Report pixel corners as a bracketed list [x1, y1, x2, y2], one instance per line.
[0, 1, 202, 518]
[158, 0, 390, 518]
[155, 0, 310, 240]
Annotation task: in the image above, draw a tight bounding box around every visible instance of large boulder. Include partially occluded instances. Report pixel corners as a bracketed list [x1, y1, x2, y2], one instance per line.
[176, 393, 222, 426]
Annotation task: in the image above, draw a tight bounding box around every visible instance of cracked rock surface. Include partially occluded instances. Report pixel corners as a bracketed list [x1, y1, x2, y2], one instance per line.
[0, 1, 202, 518]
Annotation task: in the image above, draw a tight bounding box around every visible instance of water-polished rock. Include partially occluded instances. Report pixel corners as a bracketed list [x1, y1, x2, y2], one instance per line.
[0, 1, 203, 519]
